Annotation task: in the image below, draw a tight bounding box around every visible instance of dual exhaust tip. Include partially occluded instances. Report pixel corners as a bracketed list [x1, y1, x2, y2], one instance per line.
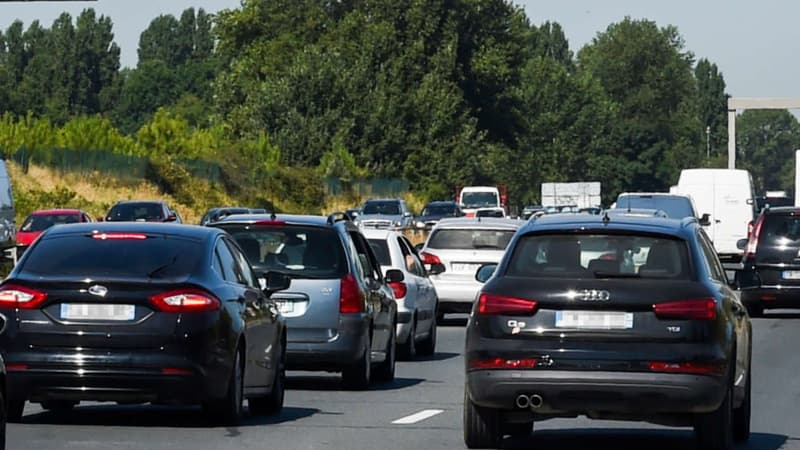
[515, 394, 544, 409]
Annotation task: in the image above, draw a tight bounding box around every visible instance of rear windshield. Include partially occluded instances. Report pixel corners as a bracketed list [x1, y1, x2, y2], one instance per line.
[21, 214, 80, 232]
[422, 204, 456, 216]
[21, 234, 202, 278]
[367, 239, 392, 267]
[762, 215, 800, 242]
[216, 224, 347, 279]
[428, 229, 515, 250]
[107, 203, 164, 221]
[506, 233, 690, 279]
[362, 201, 401, 215]
[615, 196, 694, 219]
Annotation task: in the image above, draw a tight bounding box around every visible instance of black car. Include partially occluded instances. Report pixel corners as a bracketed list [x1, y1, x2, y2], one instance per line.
[739, 206, 800, 316]
[104, 200, 180, 223]
[464, 214, 751, 449]
[0, 222, 287, 424]
[415, 201, 464, 230]
[0, 354, 6, 450]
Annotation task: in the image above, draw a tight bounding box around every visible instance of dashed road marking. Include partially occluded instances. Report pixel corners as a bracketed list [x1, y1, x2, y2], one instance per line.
[391, 409, 445, 425]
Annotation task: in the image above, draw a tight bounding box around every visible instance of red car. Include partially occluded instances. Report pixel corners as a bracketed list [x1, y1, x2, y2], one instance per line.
[16, 209, 92, 255]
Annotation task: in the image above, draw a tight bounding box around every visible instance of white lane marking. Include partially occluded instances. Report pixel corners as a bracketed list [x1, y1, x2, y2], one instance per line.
[392, 409, 445, 425]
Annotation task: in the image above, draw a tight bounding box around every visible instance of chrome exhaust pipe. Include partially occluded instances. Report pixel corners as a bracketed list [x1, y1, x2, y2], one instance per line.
[515, 394, 531, 409]
[529, 394, 544, 409]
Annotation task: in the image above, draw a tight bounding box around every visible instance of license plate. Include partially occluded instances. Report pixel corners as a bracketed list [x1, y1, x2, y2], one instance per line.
[782, 270, 800, 280]
[452, 263, 481, 273]
[275, 301, 294, 314]
[60, 304, 135, 321]
[555, 311, 633, 330]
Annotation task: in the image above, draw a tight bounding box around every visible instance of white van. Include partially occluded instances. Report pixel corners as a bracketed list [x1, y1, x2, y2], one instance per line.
[673, 169, 757, 277]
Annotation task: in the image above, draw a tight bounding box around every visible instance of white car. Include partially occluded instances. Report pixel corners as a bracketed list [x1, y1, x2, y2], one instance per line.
[419, 218, 523, 321]
[363, 229, 438, 359]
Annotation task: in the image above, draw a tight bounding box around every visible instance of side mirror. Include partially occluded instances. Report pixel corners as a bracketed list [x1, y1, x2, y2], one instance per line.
[261, 271, 291, 297]
[385, 269, 405, 284]
[699, 213, 711, 226]
[476, 264, 498, 283]
[428, 262, 446, 276]
[403, 211, 412, 218]
[736, 239, 748, 251]
[166, 213, 178, 222]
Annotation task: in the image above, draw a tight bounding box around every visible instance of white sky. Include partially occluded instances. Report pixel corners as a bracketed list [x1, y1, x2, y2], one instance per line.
[0, 0, 797, 99]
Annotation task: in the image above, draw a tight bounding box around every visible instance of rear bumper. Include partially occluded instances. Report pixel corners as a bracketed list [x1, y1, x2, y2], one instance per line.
[432, 278, 479, 310]
[286, 314, 369, 370]
[466, 369, 727, 415]
[740, 286, 800, 309]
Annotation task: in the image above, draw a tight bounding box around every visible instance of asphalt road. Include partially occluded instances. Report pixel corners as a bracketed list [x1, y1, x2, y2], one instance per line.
[7, 312, 800, 450]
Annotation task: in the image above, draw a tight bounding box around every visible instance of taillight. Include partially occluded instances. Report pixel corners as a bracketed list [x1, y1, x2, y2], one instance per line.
[653, 298, 716, 320]
[744, 215, 765, 259]
[150, 289, 220, 313]
[5, 364, 28, 371]
[161, 367, 193, 375]
[389, 281, 407, 299]
[92, 233, 148, 240]
[478, 293, 537, 315]
[254, 220, 286, 226]
[470, 358, 538, 370]
[339, 274, 363, 313]
[421, 252, 441, 265]
[0, 284, 48, 309]
[648, 361, 724, 375]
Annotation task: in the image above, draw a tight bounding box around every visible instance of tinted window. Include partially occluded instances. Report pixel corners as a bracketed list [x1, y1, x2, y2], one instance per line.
[615, 196, 694, 219]
[368, 239, 392, 267]
[362, 201, 401, 215]
[461, 192, 498, 208]
[21, 234, 202, 278]
[506, 233, 690, 280]
[216, 224, 347, 279]
[427, 229, 515, 250]
[762, 215, 800, 242]
[351, 232, 381, 282]
[215, 240, 239, 283]
[698, 230, 726, 282]
[398, 237, 424, 275]
[107, 203, 165, 221]
[422, 204, 457, 216]
[21, 214, 81, 232]
[225, 238, 256, 287]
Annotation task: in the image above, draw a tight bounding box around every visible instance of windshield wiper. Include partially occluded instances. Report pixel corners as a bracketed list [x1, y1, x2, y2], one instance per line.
[593, 271, 641, 279]
[147, 255, 178, 279]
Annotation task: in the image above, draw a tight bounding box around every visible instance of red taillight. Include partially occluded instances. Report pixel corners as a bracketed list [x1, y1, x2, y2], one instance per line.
[161, 367, 193, 375]
[421, 252, 441, 265]
[648, 361, 724, 375]
[478, 293, 537, 315]
[653, 298, 716, 320]
[389, 281, 407, 299]
[744, 215, 765, 259]
[92, 233, 148, 240]
[761, 295, 776, 302]
[5, 364, 28, 371]
[150, 289, 220, 313]
[254, 220, 286, 226]
[0, 284, 48, 309]
[339, 274, 363, 313]
[470, 358, 538, 370]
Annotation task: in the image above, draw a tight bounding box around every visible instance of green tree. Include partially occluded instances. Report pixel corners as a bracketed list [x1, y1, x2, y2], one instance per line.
[694, 58, 729, 160]
[737, 110, 800, 194]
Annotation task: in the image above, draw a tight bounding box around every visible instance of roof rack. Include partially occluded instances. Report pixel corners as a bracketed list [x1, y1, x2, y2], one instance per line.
[327, 211, 352, 225]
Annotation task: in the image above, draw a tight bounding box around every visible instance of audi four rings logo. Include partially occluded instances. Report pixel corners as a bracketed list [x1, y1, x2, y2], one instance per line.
[579, 289, 610, 301]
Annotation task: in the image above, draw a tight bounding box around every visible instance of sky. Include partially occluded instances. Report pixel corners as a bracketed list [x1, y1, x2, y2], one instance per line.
[0, 0, 798, 101]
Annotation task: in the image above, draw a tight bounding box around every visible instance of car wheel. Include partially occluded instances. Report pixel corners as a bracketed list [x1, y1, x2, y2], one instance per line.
[205, 348, 244, 425]
[417, 316, 437, 356]
[503, 421, 533, 437]
[342, 336, 371, 390]
[398, 316, 416, 361]
[746, 305, 763, 318]
[41, 401, 77, 412]
[374, 319, 396, 382]
[6, 398, 24, 424]
[463, 386, 501, 449]
[249, 346, 285, 416]
[694, 382, 733, 450]
[733, 367, 751, 443]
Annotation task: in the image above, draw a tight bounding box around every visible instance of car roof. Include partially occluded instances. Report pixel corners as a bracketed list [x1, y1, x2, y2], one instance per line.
[210, 213, 352, 229]
[364, 198, 402, 203]
[359, 228, 401, 240]
[41, 222, 220, 240]
[112, 200, 167, 206]
[29, 209, 84, 216]
[523, 213, 695, 239]
[425, 201, 457, 205]
[617, 192, 692, 199]
[763, 206, 800, 215]
[434, 217, 522, 230]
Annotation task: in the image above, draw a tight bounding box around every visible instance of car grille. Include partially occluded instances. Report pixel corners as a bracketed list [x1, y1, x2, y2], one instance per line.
[361, 220, 393, 229]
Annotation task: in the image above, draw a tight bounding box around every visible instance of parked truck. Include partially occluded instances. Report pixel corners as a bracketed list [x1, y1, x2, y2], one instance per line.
[541, 182, 601, 210]
[455, 185, 508, 217]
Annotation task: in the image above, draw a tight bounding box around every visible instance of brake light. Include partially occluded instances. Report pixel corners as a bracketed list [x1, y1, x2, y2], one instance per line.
[0, 284, 48, 309]
[150, 289, 220, 313]
[478, 293, 537, 315]
[648, 361, 724, 375]
[744, 215, 764, 259]
[421, 252, 441, 265]
[254, 220, 286, 226]
[389, 281, 407, 299]
[470, 358, 538, 370]
[653, 298, 716, 320]
[92, 232, 148, 240]
[5, 364, 28, 371]
[339, 274, 363, 313]
[161, 367, 193, 375]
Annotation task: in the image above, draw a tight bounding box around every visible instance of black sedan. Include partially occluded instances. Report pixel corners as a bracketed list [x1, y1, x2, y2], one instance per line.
[0, 222, 287, 425]
[464, 214, 751, 450]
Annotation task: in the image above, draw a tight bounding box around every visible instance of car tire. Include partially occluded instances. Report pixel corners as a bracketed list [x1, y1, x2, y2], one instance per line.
[342, 336, 371, 390]
[463, 386, 501, 449]
[41, 400, 77, 412]
[746, 305, 763, 318]
[6, 398, 24, 424]
[374, 320, 396, 382]
[417, 317, 437, 356]
[398, 316, 416, 361]
[205, 348, 244, 425]
[694, 382, 734, 450]
[249, 346, 285, 416]
[733, 367, 751, 443]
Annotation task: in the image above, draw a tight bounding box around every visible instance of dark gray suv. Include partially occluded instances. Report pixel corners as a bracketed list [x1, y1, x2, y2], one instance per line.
[210, 213, 399, 388]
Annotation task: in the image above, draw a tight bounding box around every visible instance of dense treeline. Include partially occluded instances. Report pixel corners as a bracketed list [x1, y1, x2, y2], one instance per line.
[1, 0, 798, 209]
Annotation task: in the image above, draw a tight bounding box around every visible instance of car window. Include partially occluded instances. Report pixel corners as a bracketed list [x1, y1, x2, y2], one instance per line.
[697, 230, 726, 282]
[762, 214, 800, 243]
[362, 201, 401, 215]
[427, 228, 515, 250]
[615, 196, 694, 219]
[106, 203, 164, 221]
[225, 238, 257, 287]
[506, 233, 691, 280]
[215, 239, 240, 283]
[422, 204, 456, 216]
[20, 214, 80, 232]
[350, 232, 381, 282]
[397, 236, 424, 276]
[368, 239, 392, 267]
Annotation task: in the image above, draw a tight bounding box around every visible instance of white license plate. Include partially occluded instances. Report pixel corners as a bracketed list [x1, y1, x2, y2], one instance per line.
[451, 263, 481, 273]
[782, 270, 800, 280]
[60, 304, 135, 321]
[555, 311, 633, 330]
[275, 301, 294, 314]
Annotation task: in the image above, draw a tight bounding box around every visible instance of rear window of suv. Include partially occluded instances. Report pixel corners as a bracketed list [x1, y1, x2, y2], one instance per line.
[762, 214, 800, 242]
[106, 203, 164, 221]
[427, 229, 515, 250]
[506, 233, 690, 279]
[216, 224, 347, 279]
